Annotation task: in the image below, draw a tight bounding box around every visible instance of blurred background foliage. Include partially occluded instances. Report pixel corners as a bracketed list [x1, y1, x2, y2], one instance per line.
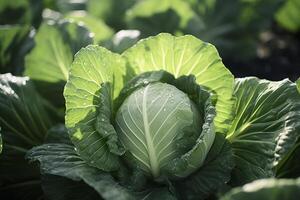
[0, 0, 299, 82]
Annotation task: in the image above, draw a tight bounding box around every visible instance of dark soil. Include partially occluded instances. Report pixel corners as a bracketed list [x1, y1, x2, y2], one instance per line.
[225, 23, 300, 82]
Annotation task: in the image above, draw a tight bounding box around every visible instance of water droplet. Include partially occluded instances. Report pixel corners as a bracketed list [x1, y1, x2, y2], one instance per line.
[143, 80, 149, 85]
[74, 147, 77, 151]
[163, 108, 166, 111]
[89, 32, 95, 38]
[90, 160, 95, 164]
[101, 118, 105, 122]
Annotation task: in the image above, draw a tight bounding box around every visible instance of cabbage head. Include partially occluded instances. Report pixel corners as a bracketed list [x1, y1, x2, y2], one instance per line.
[31, 33, 236, 199]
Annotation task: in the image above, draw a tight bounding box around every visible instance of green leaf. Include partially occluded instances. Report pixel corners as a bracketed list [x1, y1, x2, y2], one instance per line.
[0, 0, 43, 27]
[27, 143, 136, 200]
[175, 134, 234, 200]
[45, 0, 86, 13]
[276, 137, 300, 178]
[25, 20, 93, 83]
[0, 127, 2, 154]
[0, 73, 55, 146]
[43, 174, 99, 200]
[64, 45, 133, 172]
[103, 30, 141, 53]
[24, 20, 93, 107]
[37, 125, 101, 199]
[126, 0, 195, 36]
[127, 0, 194, 27]
[0, 25, 30, 74]
[184, 0, 242, 57]
[170, 75, 216, 178]
[0, 128, 43, 200]
[87, 0, 136, 30]
[296, 78, 300, 93]
[227, 77, 300, 185]
[140, 187, 177, 200]
[123, 33, 235, 134]
[0, 73, 56, 199]
[45, 124, 72, 145]
[220, 178, 300, 200]
[28, 125, 176, 199]
[28, 142, 176, 200]
[276, 0, 300, 32]
[42, 174, 101, 200]
[66, 11, 114, 44]
[185, 0, 283, 60]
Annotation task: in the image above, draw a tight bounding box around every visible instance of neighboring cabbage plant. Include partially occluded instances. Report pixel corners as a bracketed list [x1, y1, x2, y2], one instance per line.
[26, 34, 300, 200]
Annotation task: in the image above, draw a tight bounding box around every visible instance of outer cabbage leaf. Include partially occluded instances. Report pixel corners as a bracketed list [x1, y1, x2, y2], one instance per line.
[297, 78, 300, 93]
[123, 33, 235, 134]
[33, 124, 110, 200]
[0, 0, 42, 27]
[140, 188, 176, 200]
[168, 75, 216, 178]
[0, 73, 56, 149]
[0, 127, 2, 154]
[25, 20, 93, 83]
[44, 124, 72, 145]
[24, 20, 93, 107]
[175, 133, 234, 200]
[66, 11, 114, 44]
[115, 71, 216, 179]
[0, 73, 57, 199]
[64, 45, 133, 171]
[125, 0, 195, 36]
[0, 25, 30, 74]
[27, 141, 175, 200]
[220, 178, 300, 200]
[227, 77, 300, 185]
[185, 0, 283, 59]
[42, 175, 176, 200]
[276, 137, 300, 178]
[27, 143, 135, 200]
[87, 0, 136, 30]
[42, 174, 101, 200]
[44, 0, 86, 13]
[104, 30, 141, 53]
[184, 0, 245, 58]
